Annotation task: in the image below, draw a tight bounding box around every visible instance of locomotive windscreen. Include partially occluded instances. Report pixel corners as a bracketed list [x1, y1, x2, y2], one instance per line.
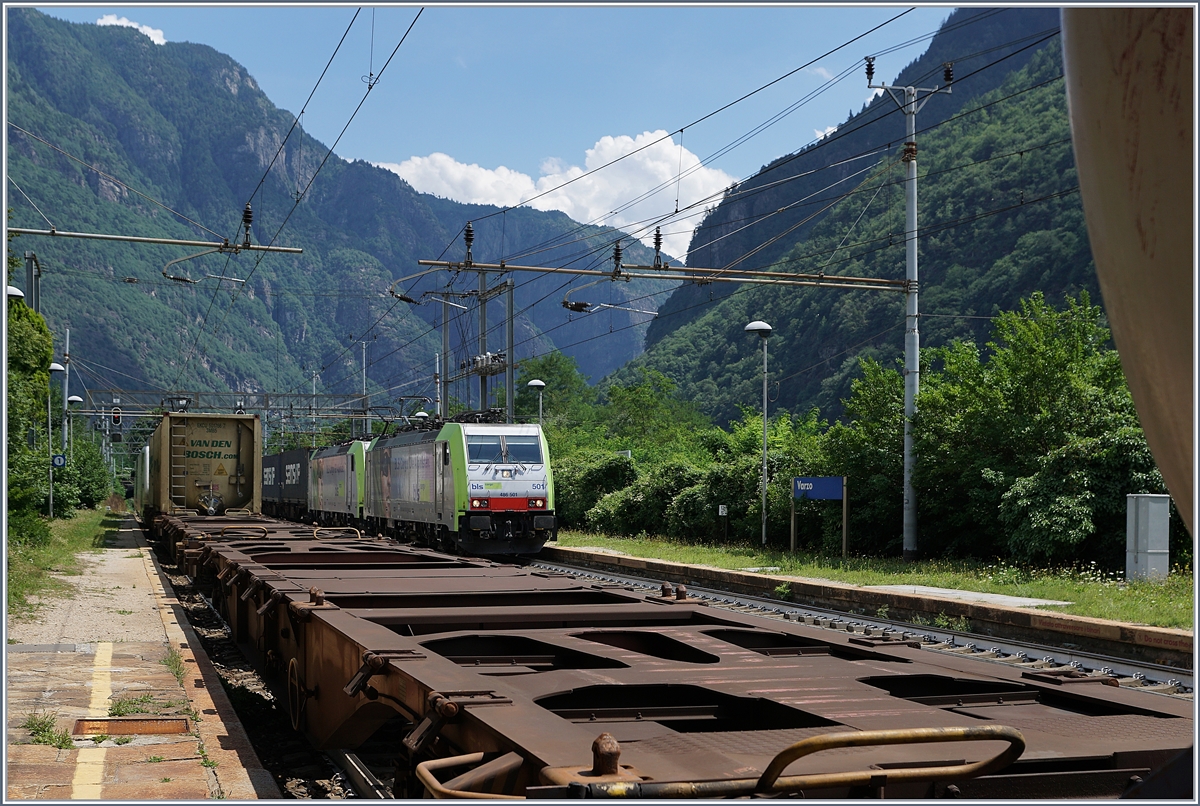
[466, 433, 542, 464]
[467, 434, 503, 463]
[505, 436, 542, 463]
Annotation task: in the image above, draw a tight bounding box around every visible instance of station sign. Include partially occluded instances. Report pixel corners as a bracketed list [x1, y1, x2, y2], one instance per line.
[793, 476, 845, 500]
[51, 454, 66, 468]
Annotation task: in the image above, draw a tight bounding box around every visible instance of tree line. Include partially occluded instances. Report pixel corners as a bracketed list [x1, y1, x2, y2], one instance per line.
[516, 291, 1188, 569]
[8, 242, 115, 545]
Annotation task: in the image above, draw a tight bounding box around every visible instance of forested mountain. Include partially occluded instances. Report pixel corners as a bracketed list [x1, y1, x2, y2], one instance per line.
[623, 9, 1099, 424]
[6, 8, 672, 403]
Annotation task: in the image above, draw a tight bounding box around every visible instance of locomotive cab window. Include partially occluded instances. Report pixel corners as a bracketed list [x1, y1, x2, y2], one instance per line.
[505, 436, 542, 464]
[467, 435, 503, 463]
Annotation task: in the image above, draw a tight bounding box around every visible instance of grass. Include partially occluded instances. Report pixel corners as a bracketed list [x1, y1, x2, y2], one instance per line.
[109, 693, 156, 717]
[20, 711, 74, 749]
[555, 531, 1195, 629]
[161, 647, 187, 687]
[7, 510, 120, 616]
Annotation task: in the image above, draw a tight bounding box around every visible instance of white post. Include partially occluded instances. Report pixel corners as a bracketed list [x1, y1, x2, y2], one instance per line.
[745, 320, 772, 546]
[867, 57, 951, 562]
[61, 329, 70, 452]
[901, 88, 920, 563]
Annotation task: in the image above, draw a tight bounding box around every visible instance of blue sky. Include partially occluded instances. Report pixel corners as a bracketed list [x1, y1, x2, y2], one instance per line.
[32, 5, 950, 260]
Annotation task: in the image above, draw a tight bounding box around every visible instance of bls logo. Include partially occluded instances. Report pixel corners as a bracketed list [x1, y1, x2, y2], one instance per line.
[263, 467, 276, 485]
[284, 463, 302, 486]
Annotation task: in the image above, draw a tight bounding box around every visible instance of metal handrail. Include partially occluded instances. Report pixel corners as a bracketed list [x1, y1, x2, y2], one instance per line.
[220, 526, 269, 539]
[756, 725, 1025, 793]
[573, 725, 1025, 798]
[313, 526, 362, 540]
[415, 752, 524, 800]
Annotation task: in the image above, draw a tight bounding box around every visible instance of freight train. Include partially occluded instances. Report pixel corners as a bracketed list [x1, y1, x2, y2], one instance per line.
[135, 409, 556, 555]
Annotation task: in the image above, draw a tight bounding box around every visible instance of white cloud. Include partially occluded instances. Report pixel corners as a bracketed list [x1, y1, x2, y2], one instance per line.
[96, 14, 166, 45]
[810, 66, 835, 81]
[378, 131, 736, 264]
[865, 87, 885, 105]
[814, 125, 838, 141]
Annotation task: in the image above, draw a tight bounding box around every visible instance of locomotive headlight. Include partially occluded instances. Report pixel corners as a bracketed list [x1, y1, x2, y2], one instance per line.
[471, 498, 490, 509]
[528, 498, 545, 509]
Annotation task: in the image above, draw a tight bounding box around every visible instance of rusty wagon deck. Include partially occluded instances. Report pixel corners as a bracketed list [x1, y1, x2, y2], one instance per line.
[155, 513, 1193, 798]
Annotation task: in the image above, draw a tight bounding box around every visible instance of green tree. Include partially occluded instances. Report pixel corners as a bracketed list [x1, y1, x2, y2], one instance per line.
[915, 292, 1170, 565]
[820, 358, 905, 555]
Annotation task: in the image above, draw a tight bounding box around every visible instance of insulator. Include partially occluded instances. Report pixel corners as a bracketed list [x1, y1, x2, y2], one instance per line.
[654, 227, 662, 254]
[865, 56, 875, 85]
[464, 221, 474, 248]
[242, 202, 253, 228]
[943, 62, 953, 84]
[613, 241, 622, 270]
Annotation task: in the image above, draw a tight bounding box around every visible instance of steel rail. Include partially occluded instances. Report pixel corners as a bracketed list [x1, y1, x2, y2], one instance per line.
[530, 559, 1194, 690]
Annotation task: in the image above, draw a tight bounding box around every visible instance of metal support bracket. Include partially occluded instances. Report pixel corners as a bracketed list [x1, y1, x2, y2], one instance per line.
[344, 649, 426, 698]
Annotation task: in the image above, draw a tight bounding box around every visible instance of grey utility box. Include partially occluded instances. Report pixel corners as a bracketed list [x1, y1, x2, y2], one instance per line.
[1126, 494, 1170, 581]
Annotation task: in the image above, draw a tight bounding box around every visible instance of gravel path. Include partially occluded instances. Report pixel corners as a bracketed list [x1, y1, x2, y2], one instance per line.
[6, 517, 166, 646]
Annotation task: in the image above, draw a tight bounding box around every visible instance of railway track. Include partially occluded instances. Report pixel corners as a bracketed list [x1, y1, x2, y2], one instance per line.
[529, 560, 1194, 699]
[148, 513, 1193, 799]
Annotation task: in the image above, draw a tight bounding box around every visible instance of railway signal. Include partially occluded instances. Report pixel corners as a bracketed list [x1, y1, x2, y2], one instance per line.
[111, 406, 122, 425]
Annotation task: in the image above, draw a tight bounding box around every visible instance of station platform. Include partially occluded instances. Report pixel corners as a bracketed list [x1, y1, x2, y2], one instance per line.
[5, 516, 279, 800]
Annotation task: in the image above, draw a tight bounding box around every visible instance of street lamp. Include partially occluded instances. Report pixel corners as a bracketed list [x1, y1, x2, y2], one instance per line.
[67, 395, 83, 459]
[527, 379, 546, 426]
[47, 361, 65, 517]
[745, 321, 772, 545]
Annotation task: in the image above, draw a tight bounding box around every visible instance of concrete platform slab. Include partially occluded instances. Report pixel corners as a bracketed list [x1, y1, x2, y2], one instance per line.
[5, 515, 279, 799]
[862, 584, 1073, 608]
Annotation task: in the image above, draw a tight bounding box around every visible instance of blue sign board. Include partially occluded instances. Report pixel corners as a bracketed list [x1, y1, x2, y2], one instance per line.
[794, 476, 844, 500]
[51, 454, 66, 468]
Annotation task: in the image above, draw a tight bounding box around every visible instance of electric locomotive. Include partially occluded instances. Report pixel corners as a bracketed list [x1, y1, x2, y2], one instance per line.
[365, 412, 555, 554]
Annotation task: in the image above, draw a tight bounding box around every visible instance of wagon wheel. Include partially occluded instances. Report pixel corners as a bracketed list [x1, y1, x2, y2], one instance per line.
[286, 657, 308, 731]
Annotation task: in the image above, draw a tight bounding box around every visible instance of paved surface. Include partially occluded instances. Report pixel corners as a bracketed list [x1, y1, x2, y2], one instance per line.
[5, 515, 278, 800]
[568, 547, 1073, 608]
[862, 584, 1072, 608]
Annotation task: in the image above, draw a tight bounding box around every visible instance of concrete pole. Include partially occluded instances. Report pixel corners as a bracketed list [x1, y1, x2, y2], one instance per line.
[902, 87, 920, 562]
[311, 371, 317, 448]
[48, 385, 54, 517]
[361, 340, 369, 436]
[478, 269, 487, 410]
[25, 252, 39, 313]
[506, 280, 515, 424]
[61, 329, 70, 452]
[868, 57, 949, 561]
[442, 298, 450, 418]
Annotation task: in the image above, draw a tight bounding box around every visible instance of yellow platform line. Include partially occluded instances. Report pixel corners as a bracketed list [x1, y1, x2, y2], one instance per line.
[70, 641, 112, 799]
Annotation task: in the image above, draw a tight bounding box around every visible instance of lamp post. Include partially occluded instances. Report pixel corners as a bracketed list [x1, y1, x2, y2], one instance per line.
[67, 395, 83, 459]
[527, 379, 546, 426]
[47, 361, 65, 517]
[745, 321, 772, 545]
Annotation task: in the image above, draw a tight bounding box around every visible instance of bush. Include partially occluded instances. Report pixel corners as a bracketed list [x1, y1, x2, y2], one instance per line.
[9, 509, 50, 547]
[553, 452, 637, 527]
[587, 460, 702, 536]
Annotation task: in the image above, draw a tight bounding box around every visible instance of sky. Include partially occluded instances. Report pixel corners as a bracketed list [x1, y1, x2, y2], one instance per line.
[32, 4, 950, 261]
